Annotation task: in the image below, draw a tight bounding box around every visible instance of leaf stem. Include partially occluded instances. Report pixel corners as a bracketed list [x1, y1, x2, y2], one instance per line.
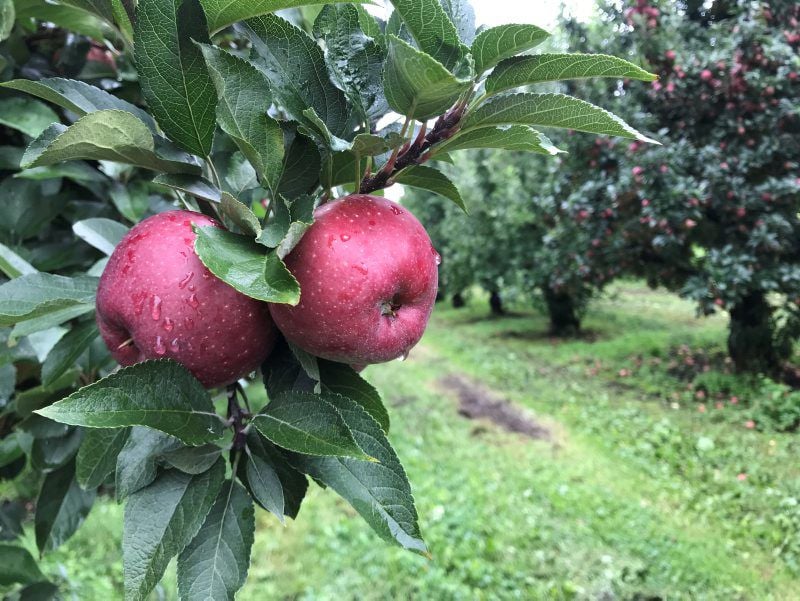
[205, 155, 222, 189]
[227, 384, 249, 451]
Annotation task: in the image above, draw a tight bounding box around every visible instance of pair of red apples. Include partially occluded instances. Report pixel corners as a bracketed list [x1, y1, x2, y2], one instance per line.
[96, 195, 440, 388]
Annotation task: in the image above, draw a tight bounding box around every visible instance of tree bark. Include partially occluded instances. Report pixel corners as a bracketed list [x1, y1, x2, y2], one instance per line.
[451, 293, 465, 308]
[544, 288, 581, 336]
[489, 290, 505, 316]
[728, 290, 782, 374]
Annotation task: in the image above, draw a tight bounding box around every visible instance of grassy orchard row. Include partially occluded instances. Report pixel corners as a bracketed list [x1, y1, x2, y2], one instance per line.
[0, 0, 659, 599]
[408, 0, 800, 375]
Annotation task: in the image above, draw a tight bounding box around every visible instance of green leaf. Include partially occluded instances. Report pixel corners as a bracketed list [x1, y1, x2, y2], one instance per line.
[395, 164, 465, 211]
[198, 44, 284, 191]
[243, 448, 284, 521]
[387, 0, 465, 72]
[0, 544, 44, 586]
[258, 194, 315, 257]
[135, 0, 216, 156]
[193, 226, 300, 304]
[0, 243, 37, 279]
[277, 131, 321, 198]
[152, 174, 221, 203]
[22, 110, 202, 174]
[76, 427, 130, 490]
[351, 132, 405, 156]
[199, 0, 365, 33]
[72, 218, 129, 255]
[289, 395, 427, 554]
[237, 15, 351, 139]
[463, 92, 660, 143]
[36, 360, 225, 445]
[0, 78, 157, 131]
[111, 0, 134, 41]
[41, 320, 98, 387]
[177, 480, 254, 601]
[384, 35, 470, 120]
[0, 179, 61, 240]
[56, 0, 114, 21]
[0, 273, 97, 327]
[0, 98, 59, 138]
[15, 0, 109, 40]
[439, 0, 476, 45]
[16, 160, 110, 184]
[300, 107, 352, 152]
[318, 360, 389, 433]
[162, 444, 222, 475]
[313, 4, 388, 123]
[110, 181, 151, 223]
[123, 460, 224, 601]
[433, 125, 563, 154]
[0, 431, 25, 468]
[0, 0, 14, 43]
[252, 391, 372, 460]
[261, 338, 314, 399]
[6, 581, 60, 601]
[115, 427, 181, 500]
[485, 53, 658, 95]
[10, 305, 95, 343]
[244, 431, 307, 519]
[220, 192, 261, 237]
[30, 427, 83, 471]
[35, 458, 96, 553]
[470, 23, 550, 75]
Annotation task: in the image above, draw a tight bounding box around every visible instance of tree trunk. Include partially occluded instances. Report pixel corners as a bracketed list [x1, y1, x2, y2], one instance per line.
[451, 293, 465, 308]
[489, 290, 505, 316]
[728, 290, 782, 374]
[544, 288, 580, 336]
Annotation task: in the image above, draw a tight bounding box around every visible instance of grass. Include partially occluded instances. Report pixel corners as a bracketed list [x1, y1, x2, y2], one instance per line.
[10, 281, 800, 599]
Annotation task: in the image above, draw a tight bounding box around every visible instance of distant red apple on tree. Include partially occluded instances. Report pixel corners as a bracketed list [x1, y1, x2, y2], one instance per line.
[96, 211, 277, 388]
[269, 195, 439, 365]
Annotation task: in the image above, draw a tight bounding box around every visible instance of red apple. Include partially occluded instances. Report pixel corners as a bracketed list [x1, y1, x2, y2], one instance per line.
[269, 194, 439, 365]
[96, 210, 276, 388]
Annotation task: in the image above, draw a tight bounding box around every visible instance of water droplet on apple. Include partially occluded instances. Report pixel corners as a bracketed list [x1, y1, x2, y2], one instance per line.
[133, 294, 146, 316]
[188, 294, 200, 309]
[390, 206, 403, 215]
[340, 234, 351, 242]
[432, 247, 442, 265]
[163, 317, 174, 332]
[184, 317, 195, 330]
[154, 336, 166, 355]
[178, 272, 194, 289]
[170, 338, 180, 352]
[188, 284, 196, 292]
[151, 296, 162, 320]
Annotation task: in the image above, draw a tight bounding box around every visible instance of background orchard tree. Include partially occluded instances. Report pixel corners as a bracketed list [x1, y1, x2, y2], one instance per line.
[0, 0, 658, 598]
[560, 0, 800, 374]
[405, 138, 627, 335]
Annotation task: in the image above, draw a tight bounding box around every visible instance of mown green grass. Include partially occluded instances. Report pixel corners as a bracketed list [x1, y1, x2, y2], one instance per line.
[13, 281, 800, 599]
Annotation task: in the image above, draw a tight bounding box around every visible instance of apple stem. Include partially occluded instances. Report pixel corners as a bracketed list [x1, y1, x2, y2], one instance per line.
[359, 101, 465, 194]
[117, 337, 134, 349]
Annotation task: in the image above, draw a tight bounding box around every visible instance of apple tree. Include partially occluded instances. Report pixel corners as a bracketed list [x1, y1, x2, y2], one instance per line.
[405, 136, 630, 334]
[560, 0, 800, 374]
[0, 0, 658, 598]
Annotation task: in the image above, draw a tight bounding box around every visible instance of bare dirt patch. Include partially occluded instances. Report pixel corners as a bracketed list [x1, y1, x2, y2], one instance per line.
[438, 374, 552, 441]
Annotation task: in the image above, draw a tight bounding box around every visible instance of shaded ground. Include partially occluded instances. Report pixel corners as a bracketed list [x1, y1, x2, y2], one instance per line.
[438, 374, 551, 441]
